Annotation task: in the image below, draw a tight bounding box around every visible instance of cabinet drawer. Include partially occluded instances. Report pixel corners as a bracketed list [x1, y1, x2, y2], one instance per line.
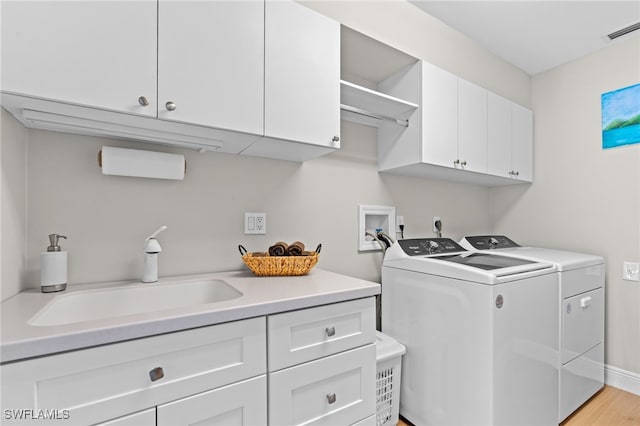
[562, 264, 604, 299]
[351, 414, 376, 426]
[562, 287, 604, 364]
[268, 298, 375, 371]
[157, 375, 267, 426]
[560, 344, 604, 421]
[269, 344, 376, 426]
[97, 408, 155, 426]
[1, 318, 266, 425]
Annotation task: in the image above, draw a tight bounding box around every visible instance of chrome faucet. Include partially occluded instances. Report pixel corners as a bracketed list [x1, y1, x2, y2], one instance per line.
[142, 226, 167, 283]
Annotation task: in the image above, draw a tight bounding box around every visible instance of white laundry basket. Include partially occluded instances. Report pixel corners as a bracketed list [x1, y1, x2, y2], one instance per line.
[375, 331, 406, 426]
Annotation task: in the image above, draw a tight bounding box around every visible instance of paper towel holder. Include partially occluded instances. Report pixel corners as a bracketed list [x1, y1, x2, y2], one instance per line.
[98, 146, 187, 180]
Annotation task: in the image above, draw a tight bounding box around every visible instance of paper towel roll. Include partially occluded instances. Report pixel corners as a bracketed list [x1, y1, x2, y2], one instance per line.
[100, 146, 186, 180]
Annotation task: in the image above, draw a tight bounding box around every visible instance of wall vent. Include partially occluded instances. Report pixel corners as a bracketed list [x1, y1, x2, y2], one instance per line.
[606, 21, 640, 40]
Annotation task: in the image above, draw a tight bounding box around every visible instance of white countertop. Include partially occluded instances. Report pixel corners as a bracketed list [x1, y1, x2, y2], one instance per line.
[1, 269, 380, 363]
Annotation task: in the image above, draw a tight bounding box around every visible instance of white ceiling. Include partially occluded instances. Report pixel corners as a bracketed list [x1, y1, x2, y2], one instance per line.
[410, 1, 640, 75]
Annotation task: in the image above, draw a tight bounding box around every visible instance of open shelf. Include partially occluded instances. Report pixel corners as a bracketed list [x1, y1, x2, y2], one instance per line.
[340, 80, 418, 128]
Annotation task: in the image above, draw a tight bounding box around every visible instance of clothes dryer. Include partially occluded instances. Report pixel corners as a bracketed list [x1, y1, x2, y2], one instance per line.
[381, 238, 559, 426]
[459, 235, 605, 422]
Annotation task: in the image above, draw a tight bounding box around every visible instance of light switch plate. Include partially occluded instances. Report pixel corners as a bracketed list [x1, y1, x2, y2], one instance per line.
[244, 212, 266, 235]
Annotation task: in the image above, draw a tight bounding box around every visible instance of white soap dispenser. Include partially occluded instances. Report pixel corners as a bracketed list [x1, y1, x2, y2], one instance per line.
[40, 233, 68, 293]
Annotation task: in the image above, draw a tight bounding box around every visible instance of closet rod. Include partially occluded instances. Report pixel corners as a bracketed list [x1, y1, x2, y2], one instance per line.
[340, 104, 409, 127]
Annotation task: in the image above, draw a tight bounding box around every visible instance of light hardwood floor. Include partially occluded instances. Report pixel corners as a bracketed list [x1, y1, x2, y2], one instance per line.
[396, 386, 640, 425]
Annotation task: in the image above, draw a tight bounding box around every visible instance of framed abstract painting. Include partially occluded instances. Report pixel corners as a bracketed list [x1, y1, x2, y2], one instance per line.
[601, 83, 640, 149]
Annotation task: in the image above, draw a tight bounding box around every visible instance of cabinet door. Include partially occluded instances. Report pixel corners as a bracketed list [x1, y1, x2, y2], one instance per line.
[458, 79, 488, 173]
[421, 62, 458, 168]
[487, 92, 512, 178]
[264, 0, 340, 147]
[512, 103, 533, 182]
[158, 0, 264, 135]
[157, 376, 267, 426]
[0, 1, 157, 117]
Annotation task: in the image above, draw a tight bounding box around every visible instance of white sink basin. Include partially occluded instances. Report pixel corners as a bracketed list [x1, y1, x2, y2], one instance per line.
[28, 279, 243, 326]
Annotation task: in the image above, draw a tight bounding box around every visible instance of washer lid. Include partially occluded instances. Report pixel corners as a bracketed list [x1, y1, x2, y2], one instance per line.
[459, 235, 604, 270]
[435, 252, 537, 271]
[384, 238, 555, 284]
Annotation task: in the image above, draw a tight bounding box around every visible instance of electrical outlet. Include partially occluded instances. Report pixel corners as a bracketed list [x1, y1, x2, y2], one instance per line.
[433, 216, 441, 233]
[623, 261, 640, 281]
[244, 212, 266, 235]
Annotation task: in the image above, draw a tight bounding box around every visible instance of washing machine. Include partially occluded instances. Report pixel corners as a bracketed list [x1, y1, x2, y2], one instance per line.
[381, 238, 559, 426]
[459, 235, 605, 422]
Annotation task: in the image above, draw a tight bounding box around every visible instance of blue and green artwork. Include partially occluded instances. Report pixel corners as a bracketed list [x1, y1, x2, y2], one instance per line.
[601, 83, 640, 149]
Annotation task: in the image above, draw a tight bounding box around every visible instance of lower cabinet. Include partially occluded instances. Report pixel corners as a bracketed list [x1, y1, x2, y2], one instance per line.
[268, 297, 377, 426]
[98, 376, 267, 426]
[1, 317, 266, 426]
[1, 298, 376, 426]
[269, 344, 376, 426]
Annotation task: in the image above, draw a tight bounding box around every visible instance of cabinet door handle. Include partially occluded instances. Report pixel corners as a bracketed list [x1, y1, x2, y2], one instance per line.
[514, 171, 520, 176]
[332, 136, 340, 142]
[453, 159, 460, 166]
[138, 96, 149, 107]
[325, 326, 336, 337]
[580, 296, 592, 308]
[326, 393, 337, 404]
[165, 101, 176, 111]
[461, 160, 467, 167]
[149, 366, 165, 382]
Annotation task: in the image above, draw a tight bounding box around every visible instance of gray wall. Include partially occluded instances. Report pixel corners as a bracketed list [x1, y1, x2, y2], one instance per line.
[1, 108, 26, 301]
[3, 112, 490, 291]
[490, 34, 640, 374]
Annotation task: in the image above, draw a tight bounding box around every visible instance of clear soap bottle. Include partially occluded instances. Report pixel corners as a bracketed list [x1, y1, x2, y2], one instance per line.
[40, 233, 68, 293]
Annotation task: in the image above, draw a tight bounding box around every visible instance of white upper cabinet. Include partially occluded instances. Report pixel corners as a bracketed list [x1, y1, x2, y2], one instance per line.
[375, 60, 532, 186]
[1, 0, 339, 160]
[458, 79, 488, 174]
[261, 0, 340, 150]
[157, 1, 264, 134]
[512, 103, 534, 182]
[488, 92, 533, 182]
[487, 93, 512, 178]
[420, 62, 459, 168]
[1, 0, 158, 116]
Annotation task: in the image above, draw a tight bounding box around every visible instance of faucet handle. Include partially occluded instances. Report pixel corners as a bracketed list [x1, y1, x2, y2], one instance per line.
[147, 225, 167, 241]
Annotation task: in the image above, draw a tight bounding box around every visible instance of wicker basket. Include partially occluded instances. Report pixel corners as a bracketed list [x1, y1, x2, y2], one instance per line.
[238, 244, 321, 276]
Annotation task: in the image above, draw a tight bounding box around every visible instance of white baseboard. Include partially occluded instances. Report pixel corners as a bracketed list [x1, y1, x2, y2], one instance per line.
[605, 364, 640, 396]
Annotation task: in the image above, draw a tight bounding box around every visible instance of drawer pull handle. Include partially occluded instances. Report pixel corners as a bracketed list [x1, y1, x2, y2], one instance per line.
[325, 326, 336, 337]
[149, 367, 165, 382]
[327, 393, 337, 404]
[580, 296, 592, 308]
[138, 96, 149, 107]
